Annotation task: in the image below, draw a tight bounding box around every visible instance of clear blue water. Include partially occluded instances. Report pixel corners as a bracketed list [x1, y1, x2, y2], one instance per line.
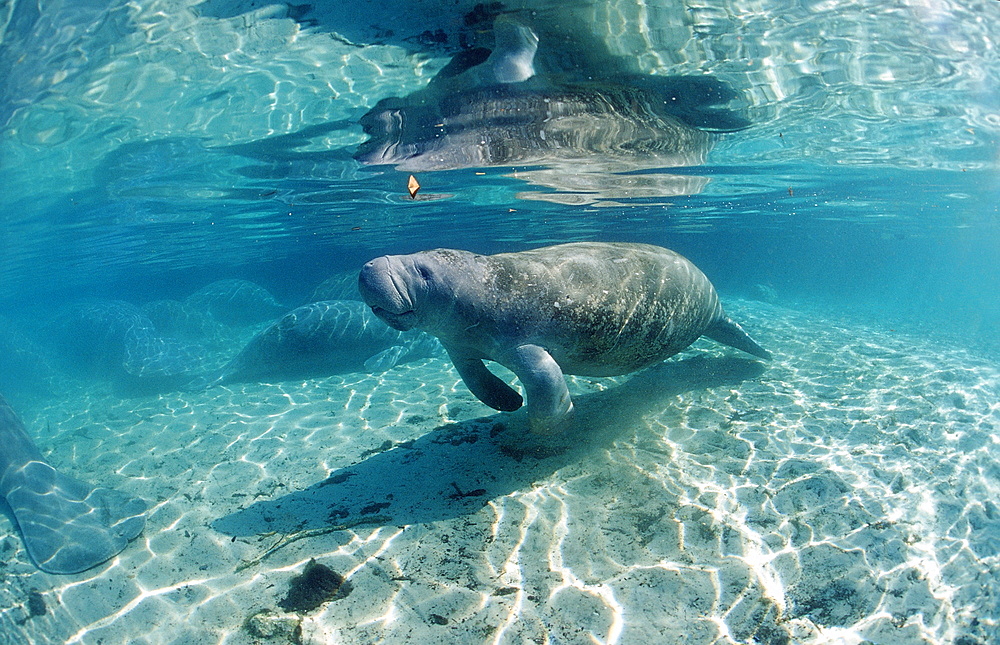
[1, 1, 998, 643]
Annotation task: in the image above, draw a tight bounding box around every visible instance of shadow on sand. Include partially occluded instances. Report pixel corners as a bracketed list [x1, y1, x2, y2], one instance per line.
[212, 355, 766, 538]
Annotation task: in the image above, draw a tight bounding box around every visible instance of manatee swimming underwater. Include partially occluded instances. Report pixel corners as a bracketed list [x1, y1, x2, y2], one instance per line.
[50, 299, 198, 382]
[141, 298, 226, 344]
[359, 242, 770, 433]
[0, 394, 146, 574]
[192, 299, 442, 389]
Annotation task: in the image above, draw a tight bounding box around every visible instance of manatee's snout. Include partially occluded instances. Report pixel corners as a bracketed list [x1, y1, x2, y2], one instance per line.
[358, 256, 419, 331]
[358, 256, 400, 311]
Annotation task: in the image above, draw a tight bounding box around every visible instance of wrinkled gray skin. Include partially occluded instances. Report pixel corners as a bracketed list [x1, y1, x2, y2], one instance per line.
[359, 242, 770, 433]
[0, 394, 146, 574]
[193, 300, 442, 389]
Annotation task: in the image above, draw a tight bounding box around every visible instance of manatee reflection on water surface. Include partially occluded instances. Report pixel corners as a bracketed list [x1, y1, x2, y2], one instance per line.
[355, 13, 749, 205]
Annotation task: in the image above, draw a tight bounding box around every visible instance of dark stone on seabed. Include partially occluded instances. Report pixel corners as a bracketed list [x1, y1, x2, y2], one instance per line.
[27, 590, 47, 617]
[279, 559, 351, 613]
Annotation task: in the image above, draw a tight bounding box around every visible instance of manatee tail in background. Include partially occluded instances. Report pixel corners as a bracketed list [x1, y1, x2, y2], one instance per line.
[0, 395, 146, 574]
[703, 317, 772, 360]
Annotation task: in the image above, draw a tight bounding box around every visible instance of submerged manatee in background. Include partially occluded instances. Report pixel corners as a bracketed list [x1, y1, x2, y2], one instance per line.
[49, 299, 199, 381]
[141, 299, 228, 345]
[185, 279, 287, 327]
[190, 299, 442, 389]
[0, 394, 146, 574]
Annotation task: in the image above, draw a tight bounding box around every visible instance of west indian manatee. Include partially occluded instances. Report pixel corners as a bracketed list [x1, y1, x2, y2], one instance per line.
[141, 298, 227, 343]
[185, 279, 287, 326]
[355, 78, 720, 172]
[191, 299, 442, 389]
[359, 243, 769, 434]
[49, 299, 199, 384]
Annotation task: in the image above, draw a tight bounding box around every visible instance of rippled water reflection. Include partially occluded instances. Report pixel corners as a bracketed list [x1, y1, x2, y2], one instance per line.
[0, 1, 998, 643]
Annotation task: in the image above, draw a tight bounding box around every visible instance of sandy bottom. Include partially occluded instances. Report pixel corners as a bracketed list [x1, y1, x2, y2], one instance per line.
[1, 300, 997, 645]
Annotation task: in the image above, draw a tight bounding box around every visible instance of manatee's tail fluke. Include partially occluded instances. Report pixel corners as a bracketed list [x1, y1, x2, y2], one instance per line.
[703, 317, 771, 360]
[0, 395, 146, 574]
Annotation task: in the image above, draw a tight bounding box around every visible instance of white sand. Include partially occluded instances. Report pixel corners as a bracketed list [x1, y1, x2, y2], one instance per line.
[1, 300, 997, 644]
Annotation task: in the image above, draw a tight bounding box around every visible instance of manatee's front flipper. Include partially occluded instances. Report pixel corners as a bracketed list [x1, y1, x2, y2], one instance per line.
[703, 317, 772, 360]
[503, 344, 574, 434]
[364, 346, 407, 372]
[4, 463, 147, 574]
[448, 351, 523, 412]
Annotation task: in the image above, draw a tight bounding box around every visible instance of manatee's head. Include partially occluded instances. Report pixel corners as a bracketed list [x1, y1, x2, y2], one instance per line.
[359, 250, 468, 332]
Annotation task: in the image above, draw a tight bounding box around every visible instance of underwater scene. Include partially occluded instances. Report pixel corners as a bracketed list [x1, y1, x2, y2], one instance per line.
[0, 0, 998, 643]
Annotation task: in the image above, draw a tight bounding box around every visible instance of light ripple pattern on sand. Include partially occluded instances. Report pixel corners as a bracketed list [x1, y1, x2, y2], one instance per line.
[0, 299, 997, 643]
